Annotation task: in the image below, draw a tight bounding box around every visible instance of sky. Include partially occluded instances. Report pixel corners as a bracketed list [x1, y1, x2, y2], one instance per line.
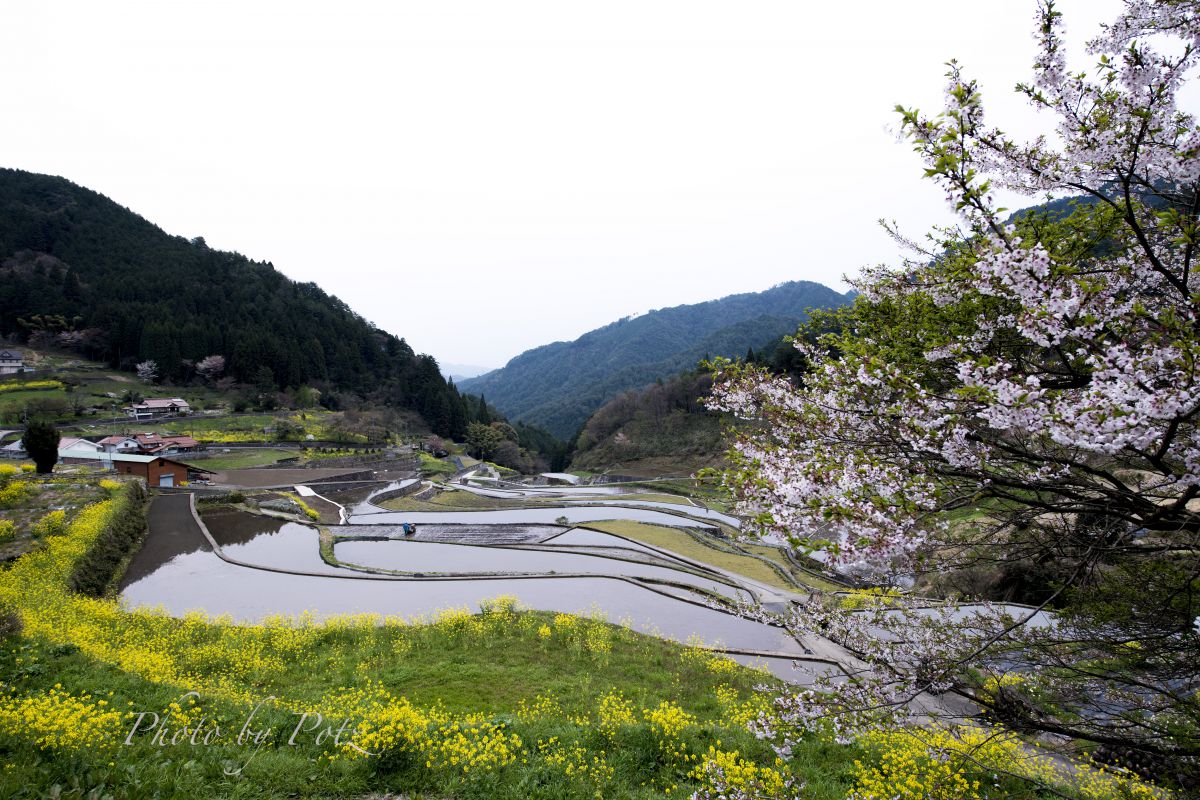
[1, 0, 1126, 369]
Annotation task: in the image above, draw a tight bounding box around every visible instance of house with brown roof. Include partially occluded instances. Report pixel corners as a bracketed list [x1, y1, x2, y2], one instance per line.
[133, 432, 201, 455]
[110, 454, 214, 488]
[124, 398, 191, 420]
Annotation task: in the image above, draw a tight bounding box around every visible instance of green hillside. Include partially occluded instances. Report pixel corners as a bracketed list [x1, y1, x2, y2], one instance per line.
[569, 370, 727, 476]
[461, 282, 850, 438]
[0, 168, 469, 438]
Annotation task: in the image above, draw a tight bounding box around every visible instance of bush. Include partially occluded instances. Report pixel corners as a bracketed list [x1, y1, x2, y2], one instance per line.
[0, 482, 31, 510]
[0, 520, 15, 541]
[0, 380, 64, 394]
[31, 510, 67, 538]
[68, 482, 148, 597]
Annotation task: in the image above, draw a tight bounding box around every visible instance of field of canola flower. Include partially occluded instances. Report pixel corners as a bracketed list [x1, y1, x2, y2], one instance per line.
[0, 477, 1172, 799]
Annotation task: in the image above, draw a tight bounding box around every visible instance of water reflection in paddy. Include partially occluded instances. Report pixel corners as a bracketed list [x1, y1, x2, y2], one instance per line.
[333, 539, 744, 600]
[564, 499, 741, 529]
[122, 555, 801, 656]
[120, 508, 804, 661]
[201, 509, 343, 574]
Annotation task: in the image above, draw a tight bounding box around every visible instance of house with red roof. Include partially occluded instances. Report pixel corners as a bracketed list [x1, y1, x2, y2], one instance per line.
[132, 432, 200, 455]
[98, 435, 140, 454]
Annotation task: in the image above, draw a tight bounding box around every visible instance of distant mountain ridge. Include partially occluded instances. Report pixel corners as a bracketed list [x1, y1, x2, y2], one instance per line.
[460, 281, 851, 437]
[441, 363, 495, 382]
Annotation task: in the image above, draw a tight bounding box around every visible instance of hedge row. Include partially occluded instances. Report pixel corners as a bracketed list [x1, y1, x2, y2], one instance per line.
[69, 482, 149, 597]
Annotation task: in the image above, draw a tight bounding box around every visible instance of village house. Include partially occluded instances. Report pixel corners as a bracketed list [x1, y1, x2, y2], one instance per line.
[92, 433, 205, 458]
[109, 453, 213, 488]
[0, 349, 25, 376]
[56, 437, 106, 464]
[97, 435, 141, 454]
[124, 398, 192, 420]
[132, 432, 201, 455]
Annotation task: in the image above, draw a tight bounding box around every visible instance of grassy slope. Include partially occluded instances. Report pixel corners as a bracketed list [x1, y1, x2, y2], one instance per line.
[381, 489, 511, 512]
[0, 348, 226, 423]
[586, 520, 818, 593]
[0, 348, 392, 446]
[176, 448, 297, 471]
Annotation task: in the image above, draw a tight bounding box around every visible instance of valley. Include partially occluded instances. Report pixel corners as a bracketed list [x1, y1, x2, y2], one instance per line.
[2, 0, 1196, 786]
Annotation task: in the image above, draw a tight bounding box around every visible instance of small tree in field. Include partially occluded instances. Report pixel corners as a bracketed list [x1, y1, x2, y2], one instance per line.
[711, 0, 1200, 790]
[22, 420, 60, 474]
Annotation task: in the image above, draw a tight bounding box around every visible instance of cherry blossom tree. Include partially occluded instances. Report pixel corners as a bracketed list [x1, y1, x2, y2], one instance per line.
[711, 0, 1199, 788]
[135, 359, 158, 384]
[195, 354, 226, 384]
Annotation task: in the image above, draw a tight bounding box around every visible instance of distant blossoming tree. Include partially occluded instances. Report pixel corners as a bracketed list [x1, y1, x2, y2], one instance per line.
[195, 354, 226, 384]
[135, 360, 158, 384]
[711, 0, 1200, 788]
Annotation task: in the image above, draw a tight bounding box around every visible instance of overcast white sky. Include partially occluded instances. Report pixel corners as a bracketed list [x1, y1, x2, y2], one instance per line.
[1, 1, 1125, 369]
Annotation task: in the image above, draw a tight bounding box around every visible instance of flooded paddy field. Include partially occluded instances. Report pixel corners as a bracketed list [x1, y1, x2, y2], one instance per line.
[347, 504, 723, 529]
[118, 489, 841, 684]
[333, 538, 746, 600]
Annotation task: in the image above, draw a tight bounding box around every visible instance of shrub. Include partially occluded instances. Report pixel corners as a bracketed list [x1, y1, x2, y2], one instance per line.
[0, 520, 15, 541]
[0, 380, 64, 394]
[0, 482, 31, 510]
[291, 496, 321, 522]
[31, 510, 68, 538]
[68, 482, 148, 597]
[0, 464, 19, 486]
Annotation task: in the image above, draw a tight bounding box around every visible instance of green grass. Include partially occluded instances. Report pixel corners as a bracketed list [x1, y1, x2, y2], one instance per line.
[742, 544, 841, 592]
[0, 607, 870, 799]
[381, 488, 510, 511]
[619, 479, 732, 511]
[418, 452, 457, 478]
[585, 520, 806, 592]
[177, 448, 298, 471]
[598, 492, 698, 506]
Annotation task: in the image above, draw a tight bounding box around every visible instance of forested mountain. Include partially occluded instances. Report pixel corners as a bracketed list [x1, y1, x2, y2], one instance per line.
[569, 370, 726, 476]
[0, 168, 469, 438]
[460, 281, 850, 437]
